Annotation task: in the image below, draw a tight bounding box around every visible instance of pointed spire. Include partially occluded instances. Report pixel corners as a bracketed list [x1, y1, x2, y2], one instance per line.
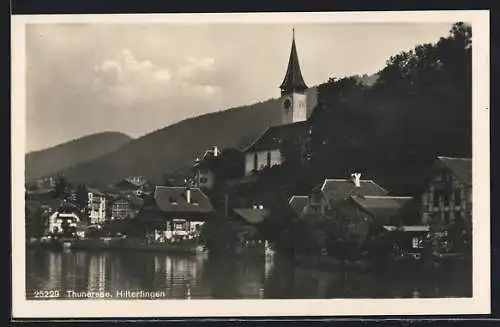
[280, 28, 308, 95]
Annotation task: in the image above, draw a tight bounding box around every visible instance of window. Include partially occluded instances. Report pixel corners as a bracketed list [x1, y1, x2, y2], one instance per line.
[200, 177, 208, 184]
[267, 152, 271, 167]
[454, 189, 462, 206]
[412, 237, 423, 249]
[253, 153, 258, 171]
[175, 223, 184, 231]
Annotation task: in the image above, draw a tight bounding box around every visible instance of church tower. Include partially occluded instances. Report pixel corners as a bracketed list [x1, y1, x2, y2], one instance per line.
[279, 28, 308, 125]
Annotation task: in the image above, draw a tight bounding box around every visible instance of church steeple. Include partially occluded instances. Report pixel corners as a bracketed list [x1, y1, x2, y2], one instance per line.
[279, 28, 308, 96]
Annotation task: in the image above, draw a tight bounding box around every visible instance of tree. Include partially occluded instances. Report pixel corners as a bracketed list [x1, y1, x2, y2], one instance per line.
[26, 205, 50, 239]
[53, 174, 70, 199]
[75, 183, 88, 210]
[304, 21, 472, 196]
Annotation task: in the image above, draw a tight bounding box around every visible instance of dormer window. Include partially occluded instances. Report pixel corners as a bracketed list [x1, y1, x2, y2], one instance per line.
[169, 197, 178, 205]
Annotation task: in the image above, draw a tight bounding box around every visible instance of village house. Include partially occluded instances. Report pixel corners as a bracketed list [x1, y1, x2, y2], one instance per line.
[418, 156, 472, 253]
[35, 175, 56, 190]
[300, 173, 389, 218]
[329, 195, 425, 253]
[233, 205, 269, 227]
[288, 195, 309, 216]
[87, 187, 107, 225]
[232, 206, 270, 242]
[139, 185, 215, 243]
[108, 193, 144, 220]
[48, 204, 85, 238]
[191, 146, 220, 190]
[114, 176, 151, 196]
[420, 156, 472, 227]
[243, 30, 315, 176]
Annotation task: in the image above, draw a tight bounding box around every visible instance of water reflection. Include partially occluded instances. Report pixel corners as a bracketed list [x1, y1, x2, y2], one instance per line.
[26, 249, 472, 300]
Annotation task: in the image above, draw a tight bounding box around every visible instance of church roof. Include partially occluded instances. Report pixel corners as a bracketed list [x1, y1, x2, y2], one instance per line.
[243, 121, 310, 153]
[279, 31, 308, 94]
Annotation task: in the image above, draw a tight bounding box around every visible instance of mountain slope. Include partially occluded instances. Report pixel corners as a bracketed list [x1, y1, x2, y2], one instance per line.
[56, 96, 292, 186]
[25, 131, 133, 182]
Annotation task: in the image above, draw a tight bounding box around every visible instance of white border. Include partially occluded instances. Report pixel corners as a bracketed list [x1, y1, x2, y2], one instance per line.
[11, 10, 490, 318]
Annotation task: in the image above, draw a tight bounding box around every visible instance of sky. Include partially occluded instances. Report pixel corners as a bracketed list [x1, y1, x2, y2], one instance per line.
[25, 22, 454, 152]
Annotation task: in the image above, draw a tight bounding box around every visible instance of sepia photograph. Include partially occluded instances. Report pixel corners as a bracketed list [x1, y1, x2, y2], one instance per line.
[11, 10, 490, 318]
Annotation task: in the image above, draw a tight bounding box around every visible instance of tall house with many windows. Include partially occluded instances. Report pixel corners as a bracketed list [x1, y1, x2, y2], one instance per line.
[420, 156, 472, 227]
[87, 188, 107, 224]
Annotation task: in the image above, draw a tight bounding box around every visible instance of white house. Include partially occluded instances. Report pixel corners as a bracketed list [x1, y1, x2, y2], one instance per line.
[87, 188, 107, 224]
[48, 211, 82, 237]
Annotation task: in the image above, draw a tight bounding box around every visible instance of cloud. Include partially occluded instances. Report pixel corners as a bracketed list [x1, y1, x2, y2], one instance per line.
[177, 56, 217, 83]
[95, 48, 172, 84]
[93, 48, 173, 104]
[181, 83, 221, 97]
[92, 50, 224, 108]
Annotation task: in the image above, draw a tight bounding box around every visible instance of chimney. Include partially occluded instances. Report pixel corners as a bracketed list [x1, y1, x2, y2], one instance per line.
[213, 146, 220, 157]
[351, 173, 361, 187]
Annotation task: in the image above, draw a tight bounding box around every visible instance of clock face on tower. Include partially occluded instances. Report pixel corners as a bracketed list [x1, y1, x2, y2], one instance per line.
[283, 98, 292, 113]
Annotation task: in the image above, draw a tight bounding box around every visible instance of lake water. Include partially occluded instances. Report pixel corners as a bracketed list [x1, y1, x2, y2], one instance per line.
[25, 249, 472, 300]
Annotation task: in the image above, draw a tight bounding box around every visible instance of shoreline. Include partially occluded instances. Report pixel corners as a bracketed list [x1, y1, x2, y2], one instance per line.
[27, 237, 209, 255]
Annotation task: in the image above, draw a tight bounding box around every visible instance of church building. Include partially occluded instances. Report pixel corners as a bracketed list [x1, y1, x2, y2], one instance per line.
[243, 30, 314, 176]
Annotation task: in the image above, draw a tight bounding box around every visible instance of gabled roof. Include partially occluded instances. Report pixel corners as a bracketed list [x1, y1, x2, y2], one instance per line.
[243, 120, 310, 153]
[280, 32, 308, 94]
[233, 208, 270, 224]
[122, 176, 148, 187]
[320, 178, 388, 203]
[349, 195, 413, 225]
[109, 193, 144, 207]
[288, 195, 308, 215]
[435, 156, 472, 186]
[154, 186, 214, 213]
